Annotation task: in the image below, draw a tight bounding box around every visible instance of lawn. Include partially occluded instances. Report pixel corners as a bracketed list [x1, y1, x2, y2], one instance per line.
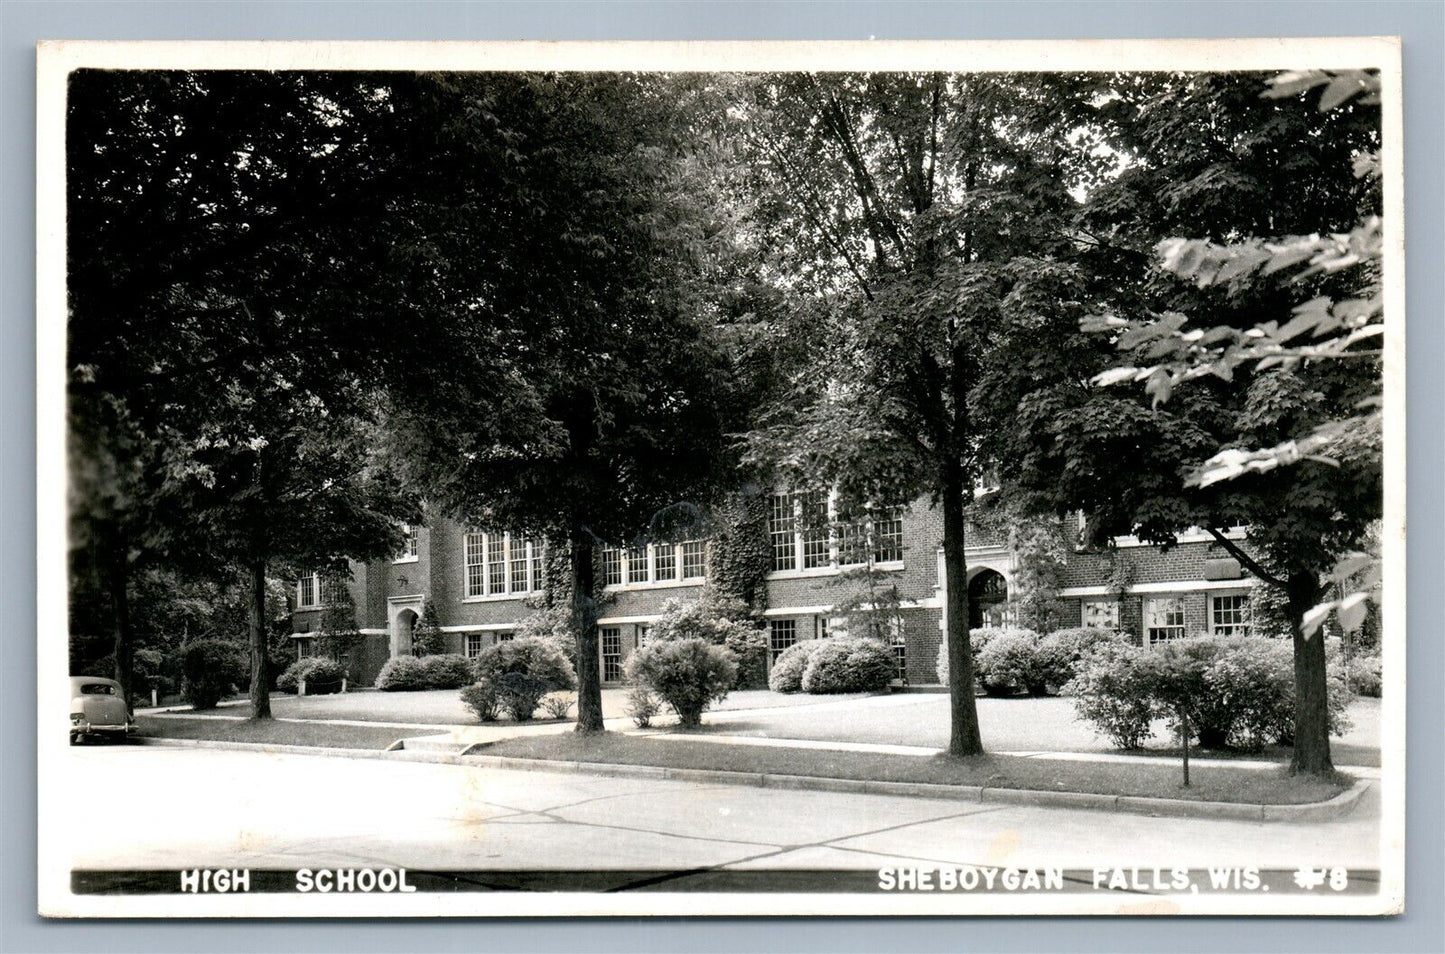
[134, 715, 405, 749]
[481, 732, 1351, 806]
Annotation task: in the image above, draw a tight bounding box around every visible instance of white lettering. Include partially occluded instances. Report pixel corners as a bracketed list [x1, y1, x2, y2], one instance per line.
[296, 869, 314, 893]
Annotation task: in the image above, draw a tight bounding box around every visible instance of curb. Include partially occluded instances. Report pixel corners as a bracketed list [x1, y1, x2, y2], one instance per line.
[129, 736, 1370, 822]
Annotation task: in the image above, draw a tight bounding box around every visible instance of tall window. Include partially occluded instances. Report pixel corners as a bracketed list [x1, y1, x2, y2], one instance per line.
[464, 533, 486, 598]
[599, 547, 623, 587]
[768, 619, 797, 664]
[600, 627, 623, 682]
[531, 545, 545, 592]
[395, 523, 419, 562]
[1082, 600, 1120, 631]
[509, 537, 529, 593]
[626, 546, 648, 584]
[682, 540, 707, 579]
[654, 544, 678, 582]
[871, 508, 904, 564]
[465, 532, 534, 598]
[487, 536, 506, 594]
[1145, 597, 1187, 647]
[1211, 593, 1250, 636]
[799, 491, 830, 569]
[297, 573, 320, 609]
[769, 493, 797, 571]
[464, 633, 486, 658]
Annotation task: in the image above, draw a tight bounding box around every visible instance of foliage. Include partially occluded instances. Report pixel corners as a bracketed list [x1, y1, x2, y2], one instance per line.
[768, 639, 821, 694]
[180, 639, 247, 710]
[419, 654, 475, 690]
[1346, 654, 1382, 697]
[969, 504, 1071, 632]
[934, 627, 1025, 689]
[974, 629, 1049, 696]
[648, 595, 768, 690]
[276, 656, 345, 695]
[470, 638, 578, 721]
[540, 693, 575, 721]
[624, 637, 737, 728]
[706, 486, 774, 615]
[1063, 642, 1159, 750]
[513, 604, 581, 667]
[799, 637, 895, 694]
[1033, 627, 1133, 693]
[626, 685, 663, 728]
[411, 601, 446, 657]
[460, 681, 502, 722]
[375, 655, 430, 692]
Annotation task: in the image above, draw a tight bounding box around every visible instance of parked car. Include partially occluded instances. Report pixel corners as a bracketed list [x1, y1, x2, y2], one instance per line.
[69, 676, 134, 744]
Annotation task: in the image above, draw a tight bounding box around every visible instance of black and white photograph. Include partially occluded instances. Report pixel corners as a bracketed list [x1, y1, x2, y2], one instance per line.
[36, 37, 1405, 918]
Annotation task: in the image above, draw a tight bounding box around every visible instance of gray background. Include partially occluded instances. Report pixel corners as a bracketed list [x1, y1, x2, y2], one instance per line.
[2, 2, 1440, 951]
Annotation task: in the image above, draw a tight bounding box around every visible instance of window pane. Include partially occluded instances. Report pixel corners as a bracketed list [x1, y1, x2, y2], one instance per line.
[1082, 600, 1120, 630]
[464, 533, 486, 598]
[601, 627, 623, 682]
[768, 619, 797, 663]
[654, 545, 677, 582]
[532, 545, 544, 593]
[299, 574, 318, 608]
[836, 513, 868, 566]
[799, 490, 829, 569]
[487, 536, 505, 595]
[626, 546, 648, 584]
[465, 633, 485, 658]
[1212, 594, 1250, 636]
[1146, 597, 1187, 646]
[872, 509, 904, 564]
[682, 540, 706, 579]
[509, 538, 529, 593]
[599, 547, 622, 587]
[398, 523, 418, 560]
[769, 493, 796, 571]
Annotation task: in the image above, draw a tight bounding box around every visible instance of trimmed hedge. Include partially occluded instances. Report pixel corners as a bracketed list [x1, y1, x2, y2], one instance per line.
[376, 655, 430, 691]
[420, 654, 474, 690]
[277, 656, 345, 695]
[470, 637, 576, 720]
[181, 639, 247, 710]
[935, 627, 1037, 693]
[768, 639, 821, 693]
[799, 637, 895, 694]
[625, 637, 737, 728]
[1034, 627, 1133, 694]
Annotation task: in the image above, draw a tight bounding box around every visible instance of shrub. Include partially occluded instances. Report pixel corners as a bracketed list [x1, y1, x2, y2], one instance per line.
[180, 639, 247, 710]
[975, 629, 1047, 696]
[1347, 654, 1382, 697]
[626, 685, 662, 727]
[514, 604, 580, 667]
[934, 626, 1018, 689]
[625, 637, 737, 728]
[648, 596, 769, 690]
[460, 681, 502, 722]
[1034, 628, 1132, 693]
[768, 639, 821, 693]
[376, 655, 430, 692]
[799, 637, 895, 694]
[540, 692, 574, 720]
[277, 656, 345, 695]
[411, 602, 447, 657]
[471, 637, 577, 721]
[419, 653, 474, 690]
[1064, 641, 1158, 749]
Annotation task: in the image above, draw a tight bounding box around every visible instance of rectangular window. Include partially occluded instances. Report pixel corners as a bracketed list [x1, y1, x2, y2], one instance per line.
[296, 637, 314, 659]
[600, 627, 623, 682]
[495, 632, 514, 643]
[464, 633, 486, 658]
[871, 508, 904, 564]
[891, 639, 907, 682]
[682, 540, 706, 579]
[654, 544, 678, 582]
[1211, 593, 1250, 636]
[532, 545, 544, 593]
[637, 624, 651, 645]
[836, 511, 868, 567]
[509, 537, 529, 594]
[298, 573, 320, 609]
[1082, 600, 1120, 631]
[768, 619, 797, 664]
[395, 523, 419, 562]
[769, 493, 797, 572]
[626, 546, 649, 585]
[599, 547, 623, 587]
[800, 491, 830, 569]
[1145, 597, 1187, 647]
[464, 533, 486, 598]
[487, 536, 506, 595]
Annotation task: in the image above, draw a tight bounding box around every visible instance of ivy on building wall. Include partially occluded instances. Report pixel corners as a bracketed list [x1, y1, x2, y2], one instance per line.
[705, 486, 772, 618]
[968, 502, 1070, 633]
[316, 587, 364, 660]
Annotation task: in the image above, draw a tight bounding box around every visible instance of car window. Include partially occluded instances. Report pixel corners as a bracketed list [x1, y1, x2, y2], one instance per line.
[79, 683, 116, 695]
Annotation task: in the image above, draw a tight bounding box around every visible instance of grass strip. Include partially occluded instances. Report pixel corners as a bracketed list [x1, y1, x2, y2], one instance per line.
[135, 715, 405, 750]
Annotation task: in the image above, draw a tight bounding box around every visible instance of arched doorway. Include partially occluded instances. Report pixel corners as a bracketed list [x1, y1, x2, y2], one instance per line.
[392, 608, 418, 658]
[968, 569, 1008, 629]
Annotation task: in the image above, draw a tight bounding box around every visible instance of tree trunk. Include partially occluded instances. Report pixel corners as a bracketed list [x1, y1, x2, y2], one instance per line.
[1287, 572, 1332, 776]
[570, 530, 604, 733]
[107, 543, 134, 709]
[941, 469, 984, 756]
[247, 560, 272, 720]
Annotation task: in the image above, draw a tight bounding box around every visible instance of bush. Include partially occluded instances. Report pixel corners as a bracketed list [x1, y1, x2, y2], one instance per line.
[376, 655, 430, 692]
[460, 681, 502, 722]
[1347, 654, 1382, 697]
[975, 629, 1048, 696]
[799, 637, 895, 694]
[277, 656, 345, 695]
[180, 639, 247, 710]
[514, 604, 580, 667]
[648, 596, 769, 690]
[471, 637, 577, 721]
[1065, 641, 1159, 749]
[625, 637, 736, 728]
[768, 639, 821, 693]
[934, 626, 1019, 689]
[626, 685, 662, 727]
[419, 654, 474, 690]
[540, 692, 574, 720]
[1034, 628, 1133, 693]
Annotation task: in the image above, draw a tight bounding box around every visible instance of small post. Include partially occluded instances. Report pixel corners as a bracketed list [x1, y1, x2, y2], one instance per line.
[341, 677, 348, 694]
[1180, 710, 1191, 788]
[298, 677, 307, 697]
[150, 688, 158, 708]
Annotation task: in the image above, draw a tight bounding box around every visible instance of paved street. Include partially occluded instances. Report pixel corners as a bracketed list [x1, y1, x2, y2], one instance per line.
[63, 745, 1380, 882]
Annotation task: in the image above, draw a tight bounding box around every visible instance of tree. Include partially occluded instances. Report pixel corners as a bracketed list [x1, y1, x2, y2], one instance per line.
[997, 71, 1382, 775]
[737, 73, 1102, 755]
[67, 70, 418, 718]
[409, 601, 445, 657]
[380, 73, 735, 732]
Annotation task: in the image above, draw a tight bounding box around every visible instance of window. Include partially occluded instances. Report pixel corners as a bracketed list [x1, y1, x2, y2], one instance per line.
[495, 632, 514, 643]
[600, 627, 623, 682]
[395, 523, 419, 562]
[769, 492, 797, 572]
[464, 533, 486, 598]
[297, 573, 320, 609]
[871, 508, 904, 564]
[1145, 597, 1187, 647]
[509, 537, 529, 593]
[531, 545, 544, 592]
[599, 547, 623, 587]
[768, 619, 797, 664]
[682, 540, 707, 579]
[799, 491, 830, 569]
[626, 546, 648, 585]
[654, 544, 678, 582]
[890, 636, 907, 682]
[1211, 593, 1250, 636]
[1082, 600, 1120, 631]
[637, 624, 651, 644]
[836, 514, 868, 566]
[487, 536, 506, 595]
[464, 633, 486, 658]
[296, 637, 315, 659]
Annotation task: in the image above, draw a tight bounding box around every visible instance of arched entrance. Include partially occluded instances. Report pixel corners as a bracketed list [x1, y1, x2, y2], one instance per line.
[968, 568, 1008, 629]
[391, 608, 418, 658]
